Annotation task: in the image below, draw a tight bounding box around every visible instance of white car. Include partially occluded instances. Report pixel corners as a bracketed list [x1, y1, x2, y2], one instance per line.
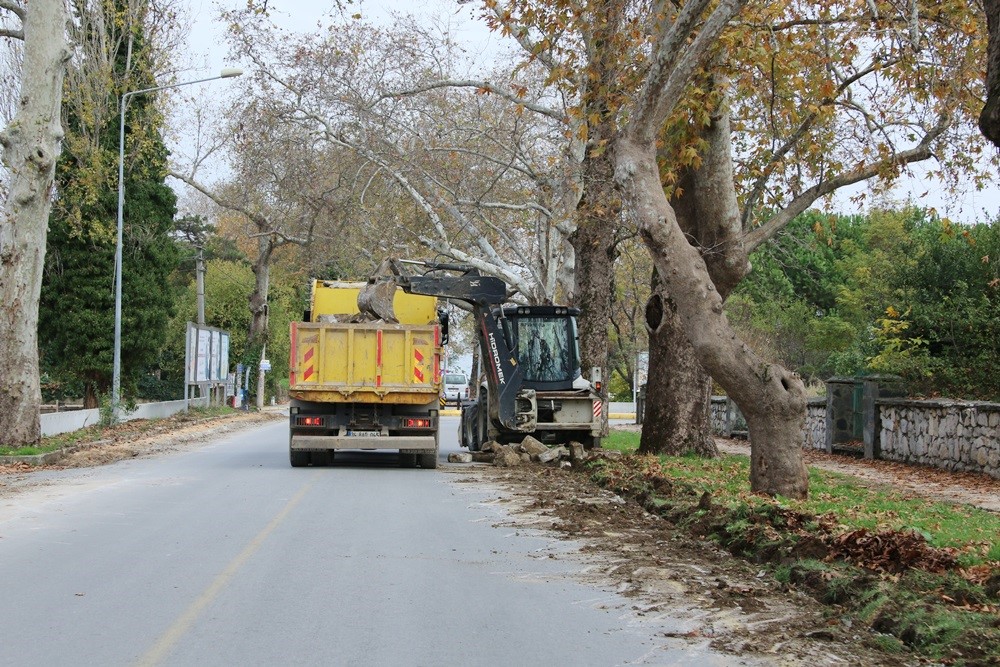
[443, 372, 469, 406]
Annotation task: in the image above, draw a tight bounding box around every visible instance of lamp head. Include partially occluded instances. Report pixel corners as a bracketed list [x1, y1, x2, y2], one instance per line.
[220, 67, 244, 78]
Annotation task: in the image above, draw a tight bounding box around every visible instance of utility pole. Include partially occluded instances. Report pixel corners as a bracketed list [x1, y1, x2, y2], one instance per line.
[196, 246, 206, 326]
[112, 67, 243, 423]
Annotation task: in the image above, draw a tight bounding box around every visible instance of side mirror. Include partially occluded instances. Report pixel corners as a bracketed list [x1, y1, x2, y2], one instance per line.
[438, 310, 450, 345]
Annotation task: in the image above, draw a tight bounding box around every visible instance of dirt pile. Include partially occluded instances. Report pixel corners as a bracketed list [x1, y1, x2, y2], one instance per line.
[451, 431, 1000, 666]
[461, 464, 911, 666]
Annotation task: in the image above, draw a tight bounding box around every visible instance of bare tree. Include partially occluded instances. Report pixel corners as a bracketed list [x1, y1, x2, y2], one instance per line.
[169, 100, 352, 346]
[216, 10, 578, 304]
[0, 0, 70, 446]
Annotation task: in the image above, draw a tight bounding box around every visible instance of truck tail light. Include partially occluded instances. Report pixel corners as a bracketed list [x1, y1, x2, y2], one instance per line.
[296, 416, 324, 427]
[404, 418, 431, 428]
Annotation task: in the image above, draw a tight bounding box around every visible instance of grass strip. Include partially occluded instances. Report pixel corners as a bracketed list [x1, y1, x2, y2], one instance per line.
[596, 430, 1000, 666]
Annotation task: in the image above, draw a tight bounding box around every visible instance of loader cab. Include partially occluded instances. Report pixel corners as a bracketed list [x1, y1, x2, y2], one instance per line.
[499, 306, 581, 392]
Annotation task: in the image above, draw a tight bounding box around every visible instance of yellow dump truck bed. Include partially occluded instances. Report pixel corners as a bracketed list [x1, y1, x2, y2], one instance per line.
[289, 281, 442, 403]
[310, 280, 438, 325]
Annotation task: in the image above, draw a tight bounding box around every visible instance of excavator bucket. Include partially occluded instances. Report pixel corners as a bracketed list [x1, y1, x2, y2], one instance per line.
[357, 258, 401, 323]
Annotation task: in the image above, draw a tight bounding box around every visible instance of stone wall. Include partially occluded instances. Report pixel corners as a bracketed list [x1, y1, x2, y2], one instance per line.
[709, 396, 826, 451]
[804, 398, 827, 450]
[680, 393, 999, 480]
[878, 399, 1000, 477]
[709, 397, 746, 436]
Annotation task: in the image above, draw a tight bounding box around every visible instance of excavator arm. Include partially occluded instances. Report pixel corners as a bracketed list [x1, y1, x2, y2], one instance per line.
[359, 260, 535, 432]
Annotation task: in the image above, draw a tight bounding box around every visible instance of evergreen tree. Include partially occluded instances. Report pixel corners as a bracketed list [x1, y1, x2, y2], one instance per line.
[40, 0, 178, 408]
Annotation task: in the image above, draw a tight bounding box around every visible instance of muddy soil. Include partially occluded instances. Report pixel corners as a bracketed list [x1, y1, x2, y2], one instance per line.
[451, 463, 919, 666]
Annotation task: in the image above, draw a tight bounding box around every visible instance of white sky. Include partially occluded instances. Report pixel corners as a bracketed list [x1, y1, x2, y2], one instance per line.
[172, 0, 1000, 226]
[181, 0, 499, 73]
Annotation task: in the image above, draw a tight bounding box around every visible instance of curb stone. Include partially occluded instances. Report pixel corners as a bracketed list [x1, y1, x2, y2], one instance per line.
[0, 412, 264, 467]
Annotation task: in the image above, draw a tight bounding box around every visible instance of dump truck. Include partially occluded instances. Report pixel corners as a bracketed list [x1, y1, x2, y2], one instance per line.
[359, 260, 605, 452]
[287, 280, 446, 468]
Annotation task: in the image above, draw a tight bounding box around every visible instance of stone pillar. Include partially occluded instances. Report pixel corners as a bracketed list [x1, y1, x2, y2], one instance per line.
[863, 379, 880, 460]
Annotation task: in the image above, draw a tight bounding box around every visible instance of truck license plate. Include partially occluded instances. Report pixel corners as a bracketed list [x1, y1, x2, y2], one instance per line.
[349, 430, 381, 437]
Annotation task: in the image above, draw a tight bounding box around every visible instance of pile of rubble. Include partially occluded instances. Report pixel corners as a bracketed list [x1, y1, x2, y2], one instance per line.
[447, 435, 621, 467]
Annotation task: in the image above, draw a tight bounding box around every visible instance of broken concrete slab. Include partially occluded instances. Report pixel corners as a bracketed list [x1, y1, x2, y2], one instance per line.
[519, 436, 548, 457]
[492, 444, 522, 467]
[448, 452, 473, 463]
[537, 446, 567, 464]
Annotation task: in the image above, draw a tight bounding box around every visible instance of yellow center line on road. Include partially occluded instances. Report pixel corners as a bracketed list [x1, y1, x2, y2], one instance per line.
[136, 472, 320, 667]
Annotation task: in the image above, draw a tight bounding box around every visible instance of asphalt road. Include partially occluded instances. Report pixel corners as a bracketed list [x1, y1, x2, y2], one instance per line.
[0, 417, 747, 667]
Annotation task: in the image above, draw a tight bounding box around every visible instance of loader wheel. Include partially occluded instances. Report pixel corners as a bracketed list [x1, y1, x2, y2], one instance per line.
[465, 413, 479, 453]
[290, 450, 309, 467]
[477, 403, 489, 450]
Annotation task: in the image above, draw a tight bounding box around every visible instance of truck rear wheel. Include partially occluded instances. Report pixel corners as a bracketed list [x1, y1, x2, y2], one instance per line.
[399, 452, 417, 468]
[290, 449, 309, 467]
[311, 451, 333, 466]
[419, 431, 440, 469]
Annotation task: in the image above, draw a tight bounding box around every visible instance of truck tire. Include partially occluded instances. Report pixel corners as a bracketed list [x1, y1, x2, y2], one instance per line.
[399, 452, 417, 468]
[290, 449, 309, 467]
[419, 431, 440, 469]
[311, 451, 333, 466]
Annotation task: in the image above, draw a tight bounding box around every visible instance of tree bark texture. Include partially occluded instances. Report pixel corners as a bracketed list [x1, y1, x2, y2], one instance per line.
[615, 136, 808, 498]
[641, 97, 747, 458]
[248, 237, 273, 346]
[981, 0, 1000, 146]
[571, 155, 616, 432]
[0, 0, 69, 446]
[568, 1, 628, 433]
[639, 272, 717, 457]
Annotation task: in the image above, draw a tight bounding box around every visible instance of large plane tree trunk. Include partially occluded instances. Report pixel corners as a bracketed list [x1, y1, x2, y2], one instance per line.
[615, 135, 808, 499]
[0, 0, 69, 446]
[980, 0, 1000, 146]
[570, 5, 626, 433]
[639, 89, 749, 459]
[571, 162, 616, 427]
[639, 271, 717, 457]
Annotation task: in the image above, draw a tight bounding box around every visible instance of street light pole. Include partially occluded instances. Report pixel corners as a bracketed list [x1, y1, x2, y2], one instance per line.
[112, 67, 242, 422]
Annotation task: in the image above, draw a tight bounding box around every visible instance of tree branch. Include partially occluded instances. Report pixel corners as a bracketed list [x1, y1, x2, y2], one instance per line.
[168, 169, 308, 247]
[381, 79, 565, 122]
[743, 116, 949, 252]
[0, 0, 25, 21]
[740, 57, 899, 229]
